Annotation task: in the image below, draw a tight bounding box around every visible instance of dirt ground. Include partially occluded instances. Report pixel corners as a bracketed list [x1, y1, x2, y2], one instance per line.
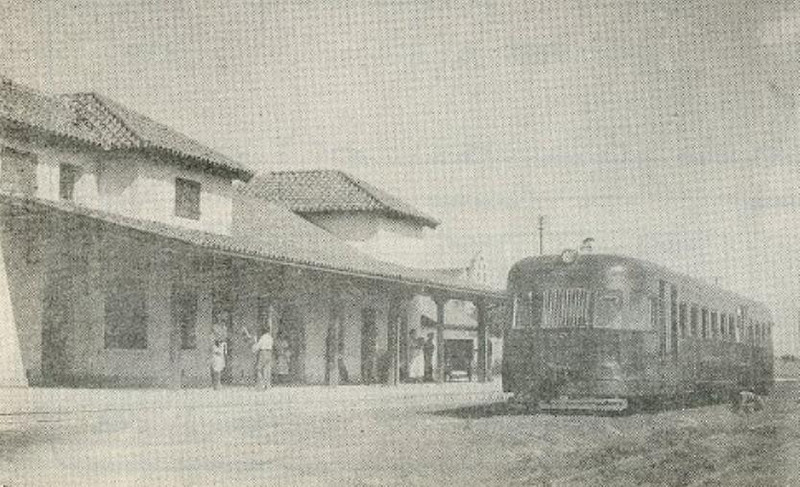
[1, 381, 799, 486]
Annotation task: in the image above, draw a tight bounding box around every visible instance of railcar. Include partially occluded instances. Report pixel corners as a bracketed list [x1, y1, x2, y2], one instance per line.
[503, 252, 774, 412]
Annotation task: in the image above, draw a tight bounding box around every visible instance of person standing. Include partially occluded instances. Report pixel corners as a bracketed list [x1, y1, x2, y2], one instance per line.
[210, 339, 226, 390]
[407, 329, 425, 382]
[245, 327, 273, 389]
[423, 333, 435, 382]
[274, 334, 292, 385]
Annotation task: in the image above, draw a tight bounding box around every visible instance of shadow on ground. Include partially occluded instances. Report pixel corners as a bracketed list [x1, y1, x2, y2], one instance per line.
[430, 398, 733, 419]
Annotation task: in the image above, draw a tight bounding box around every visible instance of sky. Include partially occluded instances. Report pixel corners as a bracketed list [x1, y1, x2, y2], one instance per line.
[3, 1, 800, 353]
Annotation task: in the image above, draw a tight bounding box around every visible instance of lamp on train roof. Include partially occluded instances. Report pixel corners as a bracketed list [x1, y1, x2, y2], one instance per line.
[579, 237, 594, 254]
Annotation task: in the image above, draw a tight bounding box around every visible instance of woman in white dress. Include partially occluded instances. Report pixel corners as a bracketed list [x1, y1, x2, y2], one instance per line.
[407, 329, 425, 382]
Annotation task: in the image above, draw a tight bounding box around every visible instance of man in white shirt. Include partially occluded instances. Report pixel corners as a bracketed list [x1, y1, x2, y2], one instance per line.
[252, 329, 273, 389]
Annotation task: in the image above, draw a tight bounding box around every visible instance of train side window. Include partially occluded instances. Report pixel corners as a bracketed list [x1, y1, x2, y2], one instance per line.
[729, 314, 736, 341]
[729, 314, 735, 341]
[650, 296, 659, 334]
[735, 306, 745, 343]
[669, 285, 678, 354]
[710, 311, 718, 340]
[679, 303, 687, 337]
[690, 305, 698, 337]
[720, 314, 728, 340]
[701, 308, 709, 339]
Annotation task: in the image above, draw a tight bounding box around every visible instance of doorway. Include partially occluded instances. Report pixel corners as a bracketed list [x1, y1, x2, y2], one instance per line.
[278, 305, 304, 384]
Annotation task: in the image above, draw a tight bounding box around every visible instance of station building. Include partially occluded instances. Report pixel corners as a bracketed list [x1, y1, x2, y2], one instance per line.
[244, 171, 505, 382]
[0, 77, 504, 388]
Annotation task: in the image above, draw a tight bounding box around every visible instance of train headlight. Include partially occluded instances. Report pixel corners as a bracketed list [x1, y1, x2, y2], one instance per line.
[560, 249, 578, 264]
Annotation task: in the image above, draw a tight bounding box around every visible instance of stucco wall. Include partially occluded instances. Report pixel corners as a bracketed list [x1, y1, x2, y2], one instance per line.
[1, 198, 431, 389]
[0, 134, 235, 236]
[304, 212, 426, 241]
[133, 154, 233, 235]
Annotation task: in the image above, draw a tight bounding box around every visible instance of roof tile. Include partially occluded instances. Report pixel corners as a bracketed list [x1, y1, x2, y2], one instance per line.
[0, 190, 501, 297]
[0, 76, 252, 181]
[243, 170, 440, 228]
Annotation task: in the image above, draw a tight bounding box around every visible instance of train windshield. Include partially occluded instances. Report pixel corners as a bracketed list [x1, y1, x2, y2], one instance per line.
[514, 288, 602, 329]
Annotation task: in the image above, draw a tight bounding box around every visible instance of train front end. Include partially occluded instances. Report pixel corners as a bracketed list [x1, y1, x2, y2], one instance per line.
[504, 252, 652, 413]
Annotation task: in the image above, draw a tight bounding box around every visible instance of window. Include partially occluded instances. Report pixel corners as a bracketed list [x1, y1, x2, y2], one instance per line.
[175, 178, 201, 220]
[720, 314, 727, 340]
[542, 288, 592, 328]
[650, 297, 661, 353]
[172, 285, 197, 350]
[701, 308, 709, 339]
[658, 281, 667, 357]
[513, 292, 532, 328]
[710, 311, 718, 340]
[0, 146, 37, 196]
[669, 285, 678, 355]
[736, 307, 745, 343]
[59, 164, 81, 200]
[679, 303, 688, 337]
[593, 290, 623, 328]
[105, 276, 148, 349]
[690, 305, 699, 337]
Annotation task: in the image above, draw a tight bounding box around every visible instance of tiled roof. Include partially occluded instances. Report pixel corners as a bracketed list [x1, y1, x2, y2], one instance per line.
[64, 93, 252, 180]
[0, 78, 98, 145]
[0, 191, 502, 299]
[0, 76, 252, 181]
[243, 170, 440, 228]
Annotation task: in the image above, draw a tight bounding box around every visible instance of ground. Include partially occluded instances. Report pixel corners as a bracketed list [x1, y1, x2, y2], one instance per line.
[2, 381, 800, 486]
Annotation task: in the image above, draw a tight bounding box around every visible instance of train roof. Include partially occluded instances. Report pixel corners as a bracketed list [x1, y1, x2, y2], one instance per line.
[509, 253, 771, 318]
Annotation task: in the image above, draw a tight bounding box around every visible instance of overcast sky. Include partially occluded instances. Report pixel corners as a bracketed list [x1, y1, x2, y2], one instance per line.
[3, 1, 800, 353]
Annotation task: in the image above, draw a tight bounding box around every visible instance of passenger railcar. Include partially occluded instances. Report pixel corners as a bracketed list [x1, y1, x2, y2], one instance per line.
[503, 252, 774, 412]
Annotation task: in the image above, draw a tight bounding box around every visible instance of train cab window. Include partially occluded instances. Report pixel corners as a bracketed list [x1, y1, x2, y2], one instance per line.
[512, 292, 532, 328]
[679, 303, 688, 337]
[690, 305, 699, 337]
[701, 308, 709, 339]
[542, 288, 593, 328]
[710, 311, 718, 340]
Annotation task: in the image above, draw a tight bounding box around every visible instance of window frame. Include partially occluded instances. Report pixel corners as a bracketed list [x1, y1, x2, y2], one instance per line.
[174, 177, 201, 220]
[59, 163, 81, 201]
[679, 303, 688, 338]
